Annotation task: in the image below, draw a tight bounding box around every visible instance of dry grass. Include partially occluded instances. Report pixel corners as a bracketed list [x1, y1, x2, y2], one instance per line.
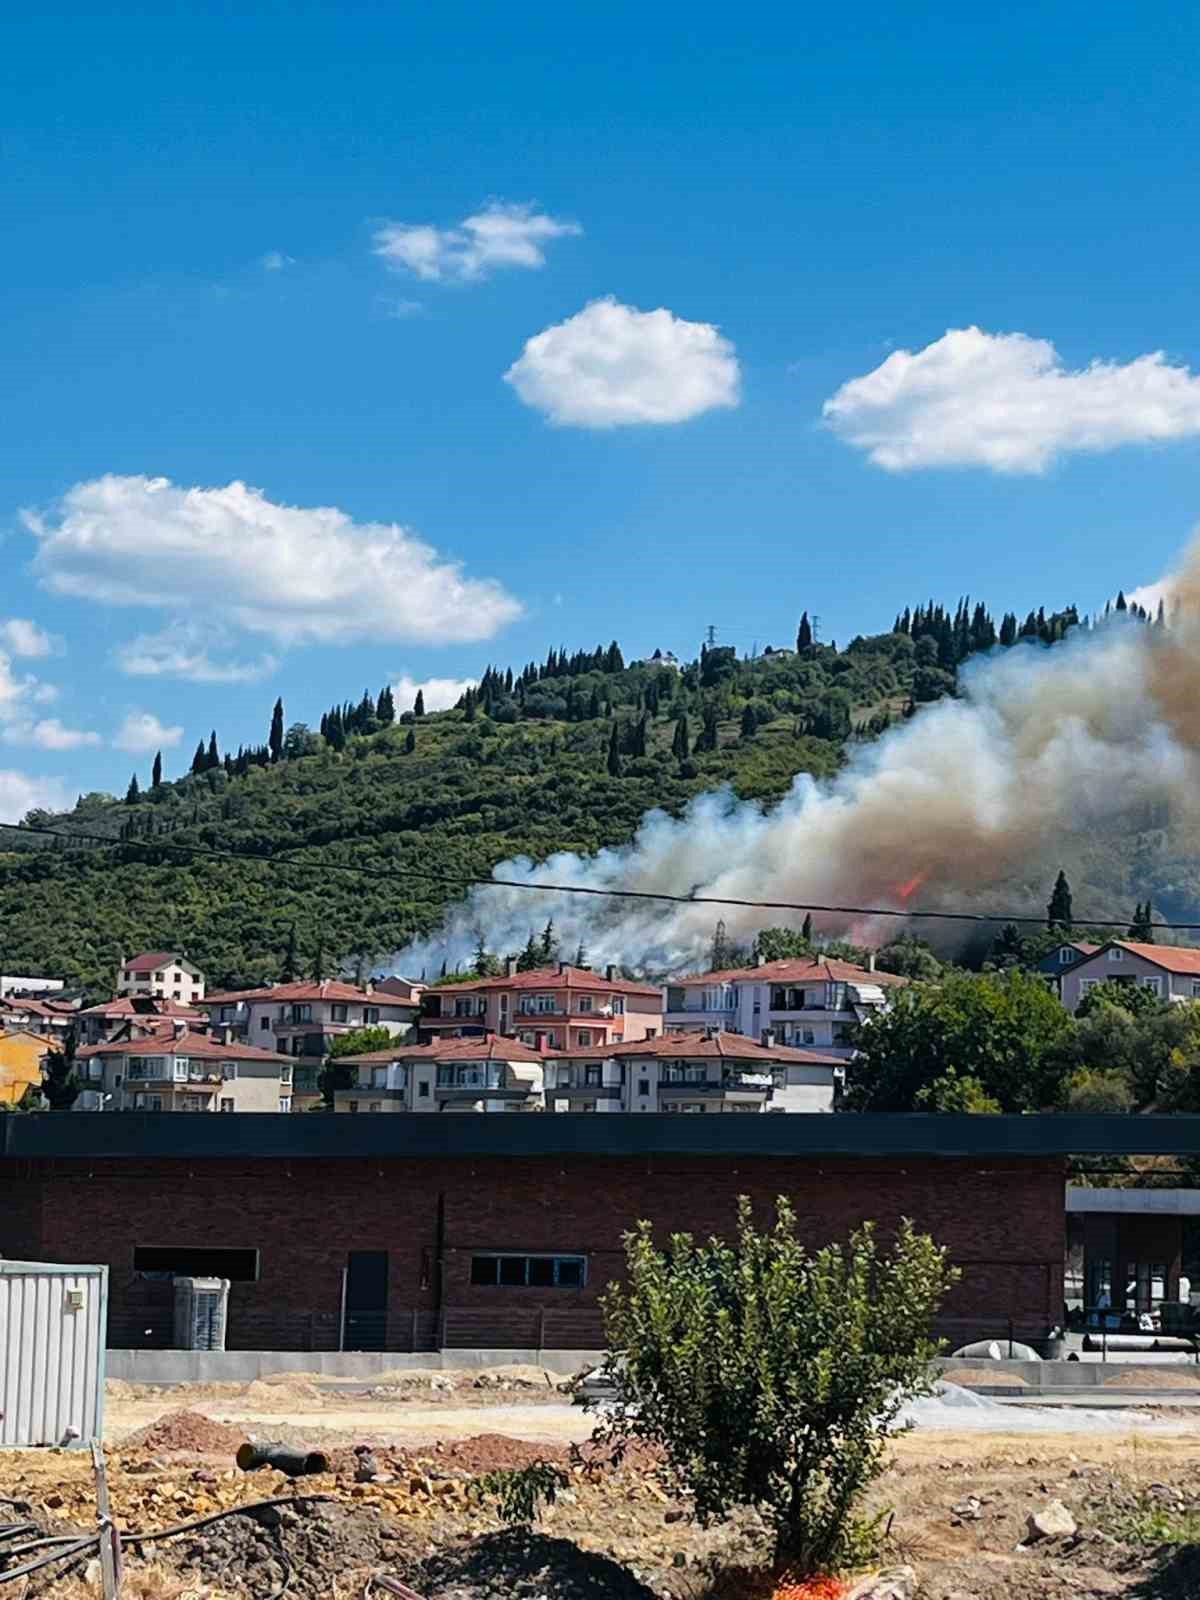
[54, 1558, 241, 1598]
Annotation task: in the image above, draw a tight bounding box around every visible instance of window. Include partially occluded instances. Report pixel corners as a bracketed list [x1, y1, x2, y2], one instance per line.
[260, 1016, 270, 1030]
[290, 1004, 312, 1023]
[332, 1004, 348, 1023]
[1109, 948, 1124, 962]
[1059, 948, 1076, 964]
[364, 1007, 380, 1024]
[418, 1081, 430, 1098]
[611, 997, 624, 1015]
[348, 1101, 359, 1113]
[646, 1028, 657, 1039]
[219, 1097, 234, 1112]
[545, 1033, 558, 1048]
[469, 1254, 586, 1288]
[637, 1078, 650, 1097]
[134, 1246, 259, 1281]
[278, 1097, 292, 1113]
[1141, 976, 1164, 996]
[1192, 980, 1200, 999]
[279, 1065, 292, 1086]
[577, 997, 593, 1013]
[371, 1066, 389, 1088]
[368, 1101, 381, 1112]
[134, 1094, 163, 1111]
[584, 1064, 602, 1086]
[578, 1030, 593, 1047]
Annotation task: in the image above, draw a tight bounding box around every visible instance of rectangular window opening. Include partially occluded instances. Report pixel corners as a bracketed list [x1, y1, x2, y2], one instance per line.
[134, 1245, 259, 1281]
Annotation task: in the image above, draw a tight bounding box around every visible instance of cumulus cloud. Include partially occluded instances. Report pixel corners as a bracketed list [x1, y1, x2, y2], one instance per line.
[261, 250, 294, 271]
[392, 673, 477, 715]
[823, 326, 1200, 473]
[0, 618, 58, 658]
[1, 718, 102, 751]
[27, 475, 523, 646]
[0, 653, 57, 723]
[373, 201, 580, 283]
[505, 297, 741, 428]
[0, 769, 72, 824]
[113, 711, 184, 753]
[116, 622, 278, 684]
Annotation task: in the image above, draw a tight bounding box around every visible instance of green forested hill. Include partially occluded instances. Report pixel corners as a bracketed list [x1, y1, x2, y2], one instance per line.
[0, 601, 1106, 994]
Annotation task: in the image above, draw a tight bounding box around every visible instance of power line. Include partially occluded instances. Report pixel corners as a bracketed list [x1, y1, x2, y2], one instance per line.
[0, 819, 1193, 931]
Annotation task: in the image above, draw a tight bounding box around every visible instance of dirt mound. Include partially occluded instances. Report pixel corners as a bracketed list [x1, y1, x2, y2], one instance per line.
[1104, 1366, 1200, 1388]
[404, 1433, 569, 1475]
[122, 1409, 248, 1456]
[416, 1529, 656, 1599]
[940, 1368, 1029, 1388]
[241, 1377, 325, 1407]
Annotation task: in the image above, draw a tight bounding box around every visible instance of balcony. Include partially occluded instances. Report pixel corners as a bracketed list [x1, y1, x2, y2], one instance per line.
[660, 1075, 771, 1099]
[549, 1083, 623, 1099]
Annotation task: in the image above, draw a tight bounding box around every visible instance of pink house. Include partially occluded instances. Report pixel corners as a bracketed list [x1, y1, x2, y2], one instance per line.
[1060, 939, 1200, 1013]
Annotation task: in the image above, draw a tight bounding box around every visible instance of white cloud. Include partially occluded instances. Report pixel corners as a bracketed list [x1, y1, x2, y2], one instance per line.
[116, 622, 278, 684]
[504, 296, 741, 428]
[392, 673, 477, 715]
[113, 711, 184, 753]
[0, 653, 57, 724]
[0, 618, 58, 657]
[2, 718, 102, 751]
[261, 250, 294, 271]
[823, 327, 1200, 474]
[1125, 579, 1172, 616]
[0, 769, 72, 824]
[373, 201, 580, 284]
[27, 475, 523, 646]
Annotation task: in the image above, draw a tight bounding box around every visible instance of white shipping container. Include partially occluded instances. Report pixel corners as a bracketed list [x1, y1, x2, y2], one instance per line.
[0, 1260, 107, 1447]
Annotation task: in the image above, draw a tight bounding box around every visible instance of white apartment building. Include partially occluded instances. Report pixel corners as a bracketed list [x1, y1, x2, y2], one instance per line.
[200, 979, 420, 1060]
[545, 1030, 845, 1113]
[663, 955, 906, 1057]
[335, 1034, 545, 1113]
[116, 952, 207, 1003]
[77, 1025, 294, 1112]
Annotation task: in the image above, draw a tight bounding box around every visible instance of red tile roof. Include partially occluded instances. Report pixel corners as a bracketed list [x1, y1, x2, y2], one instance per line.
[78, 997, 203, 1020]
[124, 951, 188, 973]
[433, 964, 661, 999]
[671, 957, 907, 988]
[80, 1028, 292, 1063]
[554, 1030, 844, 1064]
[338, 1033, 545, 1066]
[0, 997, 70, 1021]
[1107, 940, 1200, 976]
[202, 980, 417, 1007]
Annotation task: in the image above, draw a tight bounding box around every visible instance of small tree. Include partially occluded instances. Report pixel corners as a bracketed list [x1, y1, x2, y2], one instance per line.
[281, 924, 299, 982]
[413, 689, 426, 718]
[606, 721, 623, 777]
[151, 750, 163, 788]
[125, 772, 140, 804]
[596, 1199, 956, 1576]
[269, 697, 285, 763]
[1047, 868, 1073, 931]
[404, 728, 416, 754]
[42, 1027, 81, 1110]
[671, 714, 690, 762]
[328, 1025, 394, 1058]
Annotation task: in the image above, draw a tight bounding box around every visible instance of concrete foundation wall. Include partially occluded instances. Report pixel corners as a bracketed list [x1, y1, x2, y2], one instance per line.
[106, 1348, 603, 1382]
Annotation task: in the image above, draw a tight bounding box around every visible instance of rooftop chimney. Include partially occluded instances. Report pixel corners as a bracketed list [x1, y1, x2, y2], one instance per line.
[754, 950, 765, 967]
[605, 963, 616, 982]
[761, 1028, 777, 1049]
[867, 951, 876, 973]
[558, 961, 567, 975]
[173, 1019, 187, 1040]
[505, 956, 518, 977]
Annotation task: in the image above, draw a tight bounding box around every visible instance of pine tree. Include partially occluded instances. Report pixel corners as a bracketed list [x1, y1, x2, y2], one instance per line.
[125, 772, 140, 804]
[516, 931, 541, 971]
[539, 919, 557, 964]
[1115, 590, 1128, 613]
[472, 934, 490, 977]
[672, 714, 690, 761]
[1128, 901, 1154, 942]
[574, 940, 587, 968]
[151, 751, 163, 788]
[190, 739, 207, 775]
[376, 685, 396, 725]
[607, 722, 623, 777]
[796, 612, 813, 652]
[413, 689, 426, 718]
[269, 698, 284, 763]
[404, 728, 416, 753]
[695, 703, 719, 753]
[281, 924, 299, 982]
[1047, 869, 1074, 931]
[709, 919, 729, 972]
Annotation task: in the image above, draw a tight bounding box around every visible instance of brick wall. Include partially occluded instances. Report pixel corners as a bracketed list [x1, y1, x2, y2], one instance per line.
[0, 1153, 1064, 1350]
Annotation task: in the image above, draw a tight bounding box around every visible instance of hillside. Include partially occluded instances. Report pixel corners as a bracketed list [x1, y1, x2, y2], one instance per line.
[0, 599, 1146, 994]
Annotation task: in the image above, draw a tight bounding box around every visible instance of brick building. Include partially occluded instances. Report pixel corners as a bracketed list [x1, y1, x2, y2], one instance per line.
[3, 1113, 1161, 1356]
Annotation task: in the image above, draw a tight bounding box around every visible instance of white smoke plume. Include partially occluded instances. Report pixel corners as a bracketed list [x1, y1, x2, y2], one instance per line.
[400, 540, 1200, 977]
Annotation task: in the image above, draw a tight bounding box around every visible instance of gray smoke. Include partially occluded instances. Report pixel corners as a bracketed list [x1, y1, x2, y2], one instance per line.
[399, 543, 1200, 977]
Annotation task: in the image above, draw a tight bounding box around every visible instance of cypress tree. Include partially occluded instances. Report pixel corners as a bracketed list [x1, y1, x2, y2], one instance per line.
[404, 728, 416, 754]
[539, 919, 557, 963]
[414, 689, 426, 718]
[801, 912, 813, 942]
[269, 697, 284, 762]
[191, 739, 207, 775]
[607, 721, 623, 777]
[281, 924, 299, 982]
[672, 714, 690, 761]
[1115, 589, 1128, 613]
[125, 772, 140, 804]
[206, 730, 219, 769]
[740, 702, 757, 739]
[516, 931, 540, 971]
[151, 750, 163, 788]
[796, 612, 813, 652]
[1047, 869, 1074, 931]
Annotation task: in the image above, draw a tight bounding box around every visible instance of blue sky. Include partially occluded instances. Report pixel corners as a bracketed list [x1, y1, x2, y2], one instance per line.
[4, 0, 1200, 815]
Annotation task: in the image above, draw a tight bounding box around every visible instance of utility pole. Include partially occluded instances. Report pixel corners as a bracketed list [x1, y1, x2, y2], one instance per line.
[705, 624, 717, 647]
[810, 614, 822, 644]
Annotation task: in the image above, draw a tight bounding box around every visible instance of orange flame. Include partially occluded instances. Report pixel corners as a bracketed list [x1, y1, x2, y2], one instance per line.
[895, 871, 928, 902]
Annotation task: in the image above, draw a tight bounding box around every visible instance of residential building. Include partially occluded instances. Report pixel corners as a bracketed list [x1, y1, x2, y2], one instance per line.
[546, 1029, 845, 1113]
[77, 1025, 294, 1112]
[116, 952, 206, 1003]
[662, 955, 906, 1056]
[419, 964, 663, 1051]
[335, 1034, 545, 1113]
[1035, 941, 1099, 997]
[77, 996, 205, 1047]
[1060, 940, 1200, 1014]
[0, 1029, 47, 1106]
[200, 979, 419, 1059]
[0, 996, 76, 1040]
[0, 974, 65, 1000]
[373, 975, 426, 1005]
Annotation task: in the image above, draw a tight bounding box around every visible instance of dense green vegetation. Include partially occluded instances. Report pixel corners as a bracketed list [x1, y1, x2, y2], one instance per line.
[0, 596, 1158, 996]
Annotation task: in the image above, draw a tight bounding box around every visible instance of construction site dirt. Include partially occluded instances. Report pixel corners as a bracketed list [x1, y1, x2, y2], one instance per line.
[5, 1367, 1200, 1598]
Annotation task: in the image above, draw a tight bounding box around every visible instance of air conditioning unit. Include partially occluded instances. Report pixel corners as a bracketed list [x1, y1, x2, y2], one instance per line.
[173, 1276, 230, 1351]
